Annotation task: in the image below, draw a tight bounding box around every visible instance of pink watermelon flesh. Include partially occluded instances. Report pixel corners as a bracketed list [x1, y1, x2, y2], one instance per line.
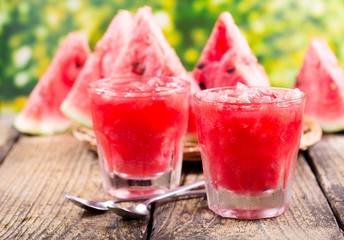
[109, 6, 200, 137]
[296, 38, 344, 132]
[61, 10, 134, 128]
[110, 6, 188, 78]
[193, 11, 270, 89]
[14, 32, 91, 135]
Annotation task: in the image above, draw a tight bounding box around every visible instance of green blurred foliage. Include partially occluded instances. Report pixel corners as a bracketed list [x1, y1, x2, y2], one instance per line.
[1, 0, 344, 113]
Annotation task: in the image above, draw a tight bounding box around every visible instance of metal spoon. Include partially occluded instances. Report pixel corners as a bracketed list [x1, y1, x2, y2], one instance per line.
[108, 180, 205, 219]
[65, 194, 148, 213]
[65, 180, 205, 214]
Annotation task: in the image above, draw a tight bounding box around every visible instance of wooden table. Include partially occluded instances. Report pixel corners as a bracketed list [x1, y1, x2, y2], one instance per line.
[1, 115, 344, 239]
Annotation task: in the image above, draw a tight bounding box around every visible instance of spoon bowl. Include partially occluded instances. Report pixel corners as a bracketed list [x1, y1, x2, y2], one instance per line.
[65, 194, 148, 213]
[112, 203, 150, 219]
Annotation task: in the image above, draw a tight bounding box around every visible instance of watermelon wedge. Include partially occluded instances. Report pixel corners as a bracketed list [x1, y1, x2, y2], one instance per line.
[296, 38, 344, 132]
[61, 10, 134, 128]
[14, 32, 90, 135]
[193, 11, 270, 89]
[110, 6, 189, 78]
[109, 6, 200, 137]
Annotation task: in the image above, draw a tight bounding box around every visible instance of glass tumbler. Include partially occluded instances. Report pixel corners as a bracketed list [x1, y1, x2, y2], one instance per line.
[193, 85, 305, 219]
[88, 76, 190, 198]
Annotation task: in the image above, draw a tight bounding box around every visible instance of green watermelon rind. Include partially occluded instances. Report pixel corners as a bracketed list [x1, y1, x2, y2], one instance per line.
[60, 102, 93, 129]
[13, 115, 73, 135]
[297, 38, 344, 133]
[313, 115, 344, 133]
[60, 11, 134, 129]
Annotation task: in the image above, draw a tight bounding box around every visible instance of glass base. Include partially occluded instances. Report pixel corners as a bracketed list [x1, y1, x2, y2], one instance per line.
[103, 168, 179, 199]
[96, 140, 184, 199]
[209, 204, 288, 219]
[207, 184, 293, 219]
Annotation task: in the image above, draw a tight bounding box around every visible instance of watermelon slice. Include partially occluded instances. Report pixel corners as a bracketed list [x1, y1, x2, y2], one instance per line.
[296, 38, 344, 132]
[109, 6, 200, 137]
[14, 32, 91, 135]
[110, 6, 189, 78]
[193, 11, 270, 89]
[61, 10, 134, 128]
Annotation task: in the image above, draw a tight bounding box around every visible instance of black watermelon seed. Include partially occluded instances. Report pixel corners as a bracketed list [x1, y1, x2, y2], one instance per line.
[227, 67, 235, 73]
[133, 62, 139, 69]
[195, 63, 205, 69]
[76, 62, 82, 68]
[132, 62, 145, 75]
[199, 82, 206, 90]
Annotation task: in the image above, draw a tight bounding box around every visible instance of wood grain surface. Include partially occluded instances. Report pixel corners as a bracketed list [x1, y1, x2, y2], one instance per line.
[0, 115, 343, 240]
[0, 115, 19, 165]
[308, 134, 344, 230]
[0, 133, 149, 240]
[150, 156, 343, 240]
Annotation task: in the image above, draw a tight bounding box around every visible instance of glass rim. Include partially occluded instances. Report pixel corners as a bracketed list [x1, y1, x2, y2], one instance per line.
[193, 86, 306, 105]
[88, 76, 190, 98]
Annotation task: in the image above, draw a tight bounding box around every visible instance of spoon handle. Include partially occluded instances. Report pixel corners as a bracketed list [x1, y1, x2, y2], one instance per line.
[173, 189, 206, 198]
[143, 180, 205, 205]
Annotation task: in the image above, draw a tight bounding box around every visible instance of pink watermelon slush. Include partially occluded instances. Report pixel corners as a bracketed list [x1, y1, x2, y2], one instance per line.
[88, 76, 189, 197]
[194, 83, 305, 219]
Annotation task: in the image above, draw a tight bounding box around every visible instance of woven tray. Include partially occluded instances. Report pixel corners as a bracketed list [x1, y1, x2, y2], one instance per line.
[73, 115, 322, 161]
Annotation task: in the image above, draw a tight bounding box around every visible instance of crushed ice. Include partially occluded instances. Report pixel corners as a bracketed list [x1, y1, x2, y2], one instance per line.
[94, 77, 185, 98]
[200, 82, 304, 104]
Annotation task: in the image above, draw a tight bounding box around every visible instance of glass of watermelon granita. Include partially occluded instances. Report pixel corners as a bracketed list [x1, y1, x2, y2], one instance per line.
[193, 83, 305, 219]
[88, 76, 190, 198]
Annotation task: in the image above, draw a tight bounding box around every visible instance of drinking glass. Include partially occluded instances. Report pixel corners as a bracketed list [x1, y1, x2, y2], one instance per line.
[193, 85, 305, 219]
[88, 76, 190, 198]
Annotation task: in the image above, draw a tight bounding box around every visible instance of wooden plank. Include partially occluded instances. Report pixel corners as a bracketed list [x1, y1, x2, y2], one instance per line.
[0, 134, 149, 239]
[0, 115, 19, 164]
[308, 134, 344, 229]
[150, 155, 343, 239]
